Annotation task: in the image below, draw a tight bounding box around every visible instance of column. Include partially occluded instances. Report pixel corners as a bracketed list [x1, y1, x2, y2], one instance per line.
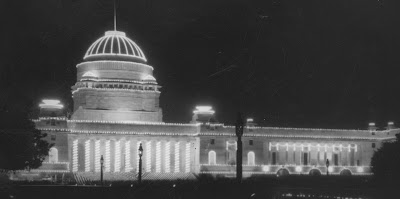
[156, 141, 161, 173]
[85, 140, 91, 172]
[165, 141, 171, 173]
[174, 141, 180, 172]
[105, 140, 111, 172]
[72, 139, 78, 172]
[125, 140, 131, 172]
[185, 142, 191, 173]
[146, 140, 152, 172]
[115, 140, 121, 172]
[95, 139, 101, 172]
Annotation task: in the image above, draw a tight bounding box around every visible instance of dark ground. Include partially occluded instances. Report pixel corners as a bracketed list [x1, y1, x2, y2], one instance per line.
[3, 175, 395, 199]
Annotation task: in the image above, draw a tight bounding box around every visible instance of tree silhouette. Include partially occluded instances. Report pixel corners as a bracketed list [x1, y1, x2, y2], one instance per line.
[0, 102, 53, 170]
[371, 133, 400, 196]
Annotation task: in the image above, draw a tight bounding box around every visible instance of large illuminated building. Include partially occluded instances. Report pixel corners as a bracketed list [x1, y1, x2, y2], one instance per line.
[24, 29, 399, 182]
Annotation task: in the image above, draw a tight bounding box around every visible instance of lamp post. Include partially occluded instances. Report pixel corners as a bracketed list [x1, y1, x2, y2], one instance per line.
[100, 155, 104, 186]
[326, 159, 330, 176]
[138, 143, 143, 184]
[235, 112, 244, 183]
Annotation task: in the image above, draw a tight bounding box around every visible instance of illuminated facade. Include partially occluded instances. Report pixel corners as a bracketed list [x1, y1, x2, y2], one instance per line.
[30, 29, 399, 181]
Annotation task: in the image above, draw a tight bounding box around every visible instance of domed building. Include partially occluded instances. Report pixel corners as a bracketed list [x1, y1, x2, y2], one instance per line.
[24, 29, 399, 182]
[72, 30, 162, 122]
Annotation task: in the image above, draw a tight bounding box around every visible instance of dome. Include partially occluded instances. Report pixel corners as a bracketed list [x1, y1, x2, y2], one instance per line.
[84, 30, 147, 62]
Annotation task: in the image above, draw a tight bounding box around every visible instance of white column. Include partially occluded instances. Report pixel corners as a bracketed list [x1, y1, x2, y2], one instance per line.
[185, 142, 191, 173]
[85, 140, 91, 172]
[146, 141, 152, 172]
[156, 141, 161, 173]
[165, 141, 171, 173]
[72, 139, 78, 172]
[105, 140, 111, 172]
[95, 140, 100, 172]
[115, 140, 121, 172]
[174, 141, 180, 173]
[125, 140, 131, 172]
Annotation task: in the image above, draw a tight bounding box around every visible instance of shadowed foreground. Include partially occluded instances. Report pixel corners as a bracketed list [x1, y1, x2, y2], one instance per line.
[5, 176, 391, 199]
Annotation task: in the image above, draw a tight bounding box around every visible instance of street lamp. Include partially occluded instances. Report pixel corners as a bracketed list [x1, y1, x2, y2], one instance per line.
[100, 155, 104, 186]
[326, 159, 330, 176]
[138, 143, 143, 184]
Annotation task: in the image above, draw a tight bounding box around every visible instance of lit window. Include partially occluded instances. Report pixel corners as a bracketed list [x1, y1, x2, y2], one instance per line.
[49, 147, 58, 163]
[208, 151, 216, 165]
[248, 151, 255, 166]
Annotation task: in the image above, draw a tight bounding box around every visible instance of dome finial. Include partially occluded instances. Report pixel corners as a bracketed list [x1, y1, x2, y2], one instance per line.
[114, 0, 117, 31]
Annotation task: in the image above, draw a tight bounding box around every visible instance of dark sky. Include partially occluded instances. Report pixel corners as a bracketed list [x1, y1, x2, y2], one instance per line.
[1, 0, 400, 129]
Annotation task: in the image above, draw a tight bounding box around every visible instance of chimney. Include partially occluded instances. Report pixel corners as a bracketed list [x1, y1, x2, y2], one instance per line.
[386, 121, 395, 130]
[191, 106, 216, 124]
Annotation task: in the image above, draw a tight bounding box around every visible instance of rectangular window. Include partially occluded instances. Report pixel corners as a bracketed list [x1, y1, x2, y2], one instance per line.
[372, 143, 376, 148]
[51, 119, 56, 126]
[210, 139, 215, 145]
[357, 160, 360, 166]
[303, 153, 308, 165]
[272, 152, 277, 165]
[51, 134, 56, 141]
[334, 154, 339, 166]
[249, 140, 253, 146]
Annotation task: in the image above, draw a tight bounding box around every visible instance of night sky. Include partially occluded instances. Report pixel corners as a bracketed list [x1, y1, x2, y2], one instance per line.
[1, 0, 400, 129]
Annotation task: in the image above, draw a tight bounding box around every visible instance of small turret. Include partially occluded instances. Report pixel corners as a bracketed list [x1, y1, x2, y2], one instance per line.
[368, 122, 377, 131]
[246, 118, 257, 127]
[39, 99, 64, 117]
[386, 121, 395, 130]
[191, 106, 216, 124]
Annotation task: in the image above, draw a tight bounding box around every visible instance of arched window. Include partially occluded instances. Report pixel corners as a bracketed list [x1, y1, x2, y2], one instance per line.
[49, 147, 58, 163]
[208, 151, 216, 165]
[248, 151, 255, 166]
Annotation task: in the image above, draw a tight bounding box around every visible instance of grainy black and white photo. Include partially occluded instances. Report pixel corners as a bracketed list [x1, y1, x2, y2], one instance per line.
[1, 0, 400, 199]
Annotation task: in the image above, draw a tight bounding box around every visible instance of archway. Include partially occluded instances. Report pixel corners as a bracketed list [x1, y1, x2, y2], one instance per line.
[247, 151, 255, 166]
[340, 169, 352, 176]
[309, 169, 322, 176]
[208, 151, 216, 165]
[277, 168, 290, 177]
[49, 147, 58, 163]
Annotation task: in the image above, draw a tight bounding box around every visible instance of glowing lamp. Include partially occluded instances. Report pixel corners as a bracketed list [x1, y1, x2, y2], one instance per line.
[262, 165, 270, 172]
[328, 167, 334, 173]
[295, 166, 302, 172]
[357, 167, 364, 173]
[368, 122, 375, 126]
[247, 118, 254, 122]
[388, 121, 394, 125]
